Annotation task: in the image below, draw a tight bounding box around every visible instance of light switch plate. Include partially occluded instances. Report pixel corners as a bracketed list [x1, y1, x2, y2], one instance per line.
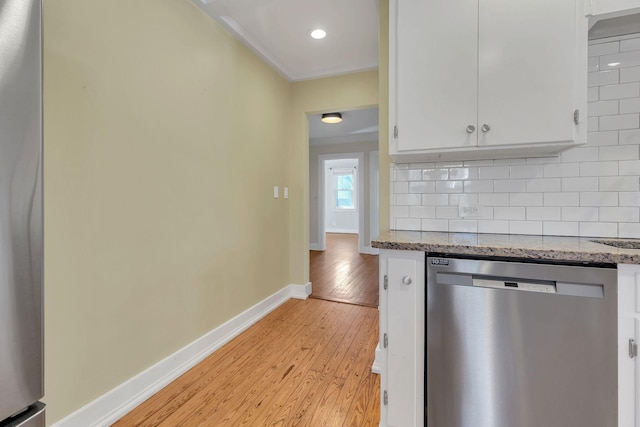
[273, 186, 279, 199]
[284, 187, 289, 199]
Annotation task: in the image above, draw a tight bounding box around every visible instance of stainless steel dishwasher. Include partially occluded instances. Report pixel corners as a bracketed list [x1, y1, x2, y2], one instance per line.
[426, 256, 617, 427]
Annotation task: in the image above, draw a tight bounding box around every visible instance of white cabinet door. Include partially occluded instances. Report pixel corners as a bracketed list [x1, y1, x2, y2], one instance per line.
[393, 0, 477, 152]
[380, 250, 425, 427]
[619, 265, 640, 427]
[390, 0, 587, 162]
[478, 0, 585, 147]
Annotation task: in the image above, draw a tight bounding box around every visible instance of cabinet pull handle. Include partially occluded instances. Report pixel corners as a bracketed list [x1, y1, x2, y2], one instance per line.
[466, 125, 476, 134]
[631, 339, 638, 359]
[402, 276, 413, 286]
[481, 123, 491, 133]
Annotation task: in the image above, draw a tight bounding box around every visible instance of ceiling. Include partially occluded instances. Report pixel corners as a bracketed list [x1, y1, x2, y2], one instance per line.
[309, 107, 379, 146]
[193, 0, 379, 81]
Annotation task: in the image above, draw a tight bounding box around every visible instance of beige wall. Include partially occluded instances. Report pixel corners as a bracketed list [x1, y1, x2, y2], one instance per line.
[44, 0, 291, 423]
[289, 72, 379, 285]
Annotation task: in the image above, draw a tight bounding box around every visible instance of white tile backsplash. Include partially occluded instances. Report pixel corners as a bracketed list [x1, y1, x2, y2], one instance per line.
[526, 207, 561, 221]
[588, 100, 619, 116]
[408, 181, 435, 193]
[588, 70, 619, 87]
[599, 113, 640, 130]
[544, 221, 579, 236]
[562, 177, 599, 192]
[621, 37, 640, 52]
[579, 222, 618, 237]
[579, 161, 618, 176]
[620, 128, 640, 144]
[478, 166, 510, 179]
[526, 178, 561, 192]
[599, 82, 640, 100]
[619, 222, 640, 237]
[449, 220, 478, 233]
[600, 207, 640, 222]
[620, 192, 640, 206]
[589, 41, 619, 57]
[544, 192, 580, 206]
[562, 207, 599, 222]
[621, 66, 640, 83]
[580, 191, 618, 206]
[600, 51, 640, 69]
[587, 131, 618, 146]
[390, 36, 640, 238]
[509, 221, 543, 235]
[510, 193, 543, 207]
[478, 220, 509, 234]
[494, 207, 526, 220]
[409, 205, 435, 218]
[422, 193, 449, 206]
[620, 97, 640, 113]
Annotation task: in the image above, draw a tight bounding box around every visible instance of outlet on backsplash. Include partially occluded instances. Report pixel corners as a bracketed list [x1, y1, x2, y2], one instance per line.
[459, 204, 484, 218]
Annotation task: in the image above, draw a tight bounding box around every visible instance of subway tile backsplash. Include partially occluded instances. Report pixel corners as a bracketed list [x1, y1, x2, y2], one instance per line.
[390, 35, 640, 238]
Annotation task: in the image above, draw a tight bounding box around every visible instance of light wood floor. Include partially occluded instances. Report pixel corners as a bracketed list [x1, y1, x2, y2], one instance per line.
[114, 298, 380, 426]
[309, 233, 379, 308]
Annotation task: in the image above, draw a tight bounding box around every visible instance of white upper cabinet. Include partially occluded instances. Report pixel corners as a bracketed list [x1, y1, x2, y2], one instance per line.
[390, 0, 588, 162]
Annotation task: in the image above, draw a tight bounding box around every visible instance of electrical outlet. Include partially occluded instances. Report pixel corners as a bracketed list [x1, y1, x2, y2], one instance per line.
[459, 204, 483, 218]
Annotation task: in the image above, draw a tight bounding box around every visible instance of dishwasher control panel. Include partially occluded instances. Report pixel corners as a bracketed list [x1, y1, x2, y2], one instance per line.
[472, 278, 557, 293]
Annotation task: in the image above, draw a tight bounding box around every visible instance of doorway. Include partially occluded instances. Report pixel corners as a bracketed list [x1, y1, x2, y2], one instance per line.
[308, 107, 379, 307]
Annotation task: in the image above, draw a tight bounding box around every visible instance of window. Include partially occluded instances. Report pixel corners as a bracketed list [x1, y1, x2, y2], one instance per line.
[333, 169, 356, 210]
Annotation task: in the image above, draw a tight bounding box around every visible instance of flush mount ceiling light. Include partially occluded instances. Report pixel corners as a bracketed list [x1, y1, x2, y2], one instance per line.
[321, 112, 342, 124]
[310, 29, 327, 39]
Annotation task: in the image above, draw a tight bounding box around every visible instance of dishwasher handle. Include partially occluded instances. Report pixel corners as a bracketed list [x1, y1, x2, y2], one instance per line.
[472, 277, 557, 294]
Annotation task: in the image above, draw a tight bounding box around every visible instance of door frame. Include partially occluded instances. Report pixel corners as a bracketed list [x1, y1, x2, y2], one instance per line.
[317, 152, 365, 253]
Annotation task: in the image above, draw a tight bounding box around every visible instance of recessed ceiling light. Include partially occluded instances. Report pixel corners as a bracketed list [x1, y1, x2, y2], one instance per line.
[321, 112, 342, 124]
[310, 29, 327, 40]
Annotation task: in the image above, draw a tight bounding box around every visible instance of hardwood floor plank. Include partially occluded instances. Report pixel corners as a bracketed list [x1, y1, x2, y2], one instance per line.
[114, 298, 380, 427]
[323, 310, 379, 426]
[310, 233, 379, 307]
[154, 301, 330, 426]
[208, 302, 358, 426]
[341, 369, 379, 427]
[113, 302, 300, 426]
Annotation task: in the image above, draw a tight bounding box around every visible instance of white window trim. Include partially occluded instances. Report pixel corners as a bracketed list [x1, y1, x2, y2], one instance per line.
[332, 168, 357, 211]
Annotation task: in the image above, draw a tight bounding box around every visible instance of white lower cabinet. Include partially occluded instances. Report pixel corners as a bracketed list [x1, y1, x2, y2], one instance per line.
[618, 264, 640, 427]
[378, 252, 639, 427]
[379, 250, 425, 427]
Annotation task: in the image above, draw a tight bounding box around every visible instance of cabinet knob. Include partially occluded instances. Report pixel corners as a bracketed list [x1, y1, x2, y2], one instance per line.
[481, 123, 491, 133]
[466, 125, 476, 134]
[402, 276, 413, 286]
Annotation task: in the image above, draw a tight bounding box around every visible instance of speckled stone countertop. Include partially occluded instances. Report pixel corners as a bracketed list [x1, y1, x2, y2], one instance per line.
[372, 230, 640, 265]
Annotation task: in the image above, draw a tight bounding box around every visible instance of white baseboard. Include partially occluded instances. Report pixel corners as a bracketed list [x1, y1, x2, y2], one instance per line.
[325, 228, 358, 234]
[51, 283, 312, 427]
[371, 342, 383, 374]
[290, 282, 312, 299]
[361, 246, 380, 255]
[309, 243, 323, 251]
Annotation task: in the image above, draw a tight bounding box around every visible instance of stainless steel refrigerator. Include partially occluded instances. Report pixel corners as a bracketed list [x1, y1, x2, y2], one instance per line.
[0, 0, 45, 425]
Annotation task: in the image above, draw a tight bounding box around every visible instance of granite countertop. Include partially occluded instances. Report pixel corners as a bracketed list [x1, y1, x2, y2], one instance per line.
[372, 230, 640, 265]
